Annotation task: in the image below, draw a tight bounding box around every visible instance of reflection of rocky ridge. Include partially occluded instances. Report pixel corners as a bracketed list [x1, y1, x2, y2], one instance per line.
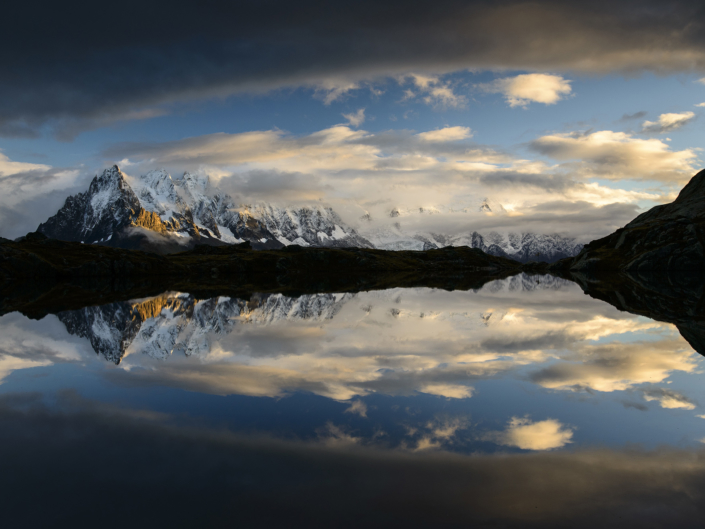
[567, 269, 705, 356]
[483, 273, 574, 293]
[57, 292, 356, 363]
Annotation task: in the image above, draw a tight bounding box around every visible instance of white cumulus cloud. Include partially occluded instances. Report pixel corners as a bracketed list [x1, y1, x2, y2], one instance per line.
[417, 126, 473, 142]
[483, 74, 572, 107]
[641, 111, 695, 134]
[529, 130, 699, 183]
[404, 75, 467, 108]
[342, 108, 366, 127]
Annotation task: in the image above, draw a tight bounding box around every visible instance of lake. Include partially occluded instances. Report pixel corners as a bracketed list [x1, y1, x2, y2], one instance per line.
[2, 273, 704, 527]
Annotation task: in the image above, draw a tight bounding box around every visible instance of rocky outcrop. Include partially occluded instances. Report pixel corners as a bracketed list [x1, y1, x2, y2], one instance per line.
[554, 169, 705, 273]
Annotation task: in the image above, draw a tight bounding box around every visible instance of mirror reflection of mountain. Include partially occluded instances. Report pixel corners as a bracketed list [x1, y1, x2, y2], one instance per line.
[58, 292, 356, 364]
[57, 274, 576, 364]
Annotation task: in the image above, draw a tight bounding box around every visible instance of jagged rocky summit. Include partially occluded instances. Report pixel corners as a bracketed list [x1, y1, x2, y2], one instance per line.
[35, 165, 583, 261]
[37, 165, 371, 252]
[556, 169, 705, 274]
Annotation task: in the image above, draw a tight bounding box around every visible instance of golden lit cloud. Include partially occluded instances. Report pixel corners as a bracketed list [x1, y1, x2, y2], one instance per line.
[641, 111, 695, 134]
[643, 388, 696, 410]
[485, 417, 574, 450]
[529, 130, 699, 183]
[482, 74, 572, 107]
[417, 126, 473, 142]
[531, 340, 697, 393]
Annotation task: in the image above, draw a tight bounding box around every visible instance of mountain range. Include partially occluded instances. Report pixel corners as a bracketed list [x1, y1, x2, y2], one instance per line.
[36, 165, 583, 262]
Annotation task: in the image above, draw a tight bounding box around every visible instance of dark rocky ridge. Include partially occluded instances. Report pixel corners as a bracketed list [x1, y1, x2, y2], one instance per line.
[553, 169, 705, 274]
[0, 234, 526, 318]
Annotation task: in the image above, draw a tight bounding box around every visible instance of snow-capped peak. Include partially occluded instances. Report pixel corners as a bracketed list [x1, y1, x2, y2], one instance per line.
[37, 165, 583, 260]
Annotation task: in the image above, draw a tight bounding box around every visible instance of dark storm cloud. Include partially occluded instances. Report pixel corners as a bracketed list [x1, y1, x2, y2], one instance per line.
[3, 0, 705, 138]
[2, 391, 705, 527]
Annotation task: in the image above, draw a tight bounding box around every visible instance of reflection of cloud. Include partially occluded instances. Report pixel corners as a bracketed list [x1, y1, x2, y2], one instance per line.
[0, 313, 88, 380]
[485, 417, 573, 451]
[530, 341, 698, 393]
[482, 74, 572, 107]
[3, 390, 705, 527]
[3, 283, 698, 413]
[419, 383, 473, 399]
[412, 416, 468, 451]
[643, 388, 696, 410]
[0, 356, 51, 383]
[344, 400, 368, 418]
[318, 423, 361, 446]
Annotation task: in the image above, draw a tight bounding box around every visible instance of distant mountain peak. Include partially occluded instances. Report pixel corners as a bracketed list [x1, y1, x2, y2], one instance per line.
[37, 166, 372, 252]
[36, 166, 584, 261]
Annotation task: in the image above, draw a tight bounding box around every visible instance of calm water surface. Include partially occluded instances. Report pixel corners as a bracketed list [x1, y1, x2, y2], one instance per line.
[2, 274, 704, 527]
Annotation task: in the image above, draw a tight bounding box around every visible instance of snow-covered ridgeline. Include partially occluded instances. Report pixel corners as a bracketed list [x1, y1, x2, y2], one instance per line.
[37, 165, 583, 261]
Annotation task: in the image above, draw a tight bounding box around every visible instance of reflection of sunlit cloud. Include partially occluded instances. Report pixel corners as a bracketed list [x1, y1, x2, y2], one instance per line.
[643, 388, 696, 410]
[419, 383, 473, 399]
[3, 389, 705, 526]
[317, 423, 361, 447]
[412, 416, 469, 451]
[0, 356, 52, 383]
[0, 314, 87, 382]
[530, 341, 697, 393]
[344, 400, 368, 417]
[0, 281, 697, 408]
[485, 417, 574, 451]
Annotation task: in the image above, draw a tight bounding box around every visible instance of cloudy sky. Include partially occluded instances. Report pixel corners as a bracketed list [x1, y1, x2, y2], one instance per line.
[1, 0, 705, 240]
